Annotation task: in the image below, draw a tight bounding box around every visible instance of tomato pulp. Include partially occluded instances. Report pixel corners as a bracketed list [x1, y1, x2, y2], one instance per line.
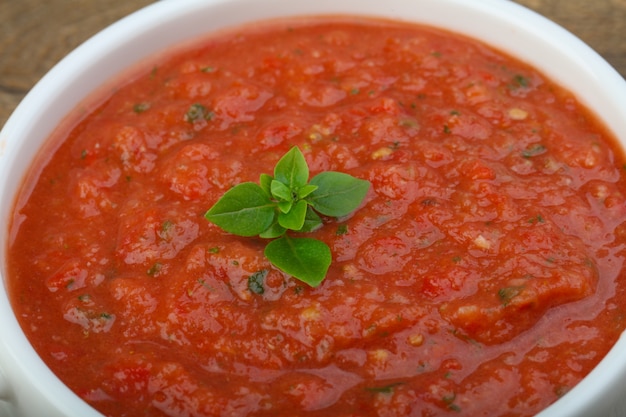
[7, 17, 626, 416]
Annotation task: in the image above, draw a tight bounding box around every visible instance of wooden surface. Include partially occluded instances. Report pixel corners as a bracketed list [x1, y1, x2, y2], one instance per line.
[1, 0, 625, 128]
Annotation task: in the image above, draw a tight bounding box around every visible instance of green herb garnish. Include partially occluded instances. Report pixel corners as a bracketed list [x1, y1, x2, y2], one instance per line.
[133, 102, 151, 113]
[443, 392, 461, 412]
[248, 270, 268, 295]
[205, 146, 370, 287]
[498, 285, 524, 306]
[336, 224, 348, 236]
[513, 74, 530, 88]
[365, 382, 405, 393]
[184, 103, 213, 123]
[522, 143, 546, 158]
[147, 262, 162, 277]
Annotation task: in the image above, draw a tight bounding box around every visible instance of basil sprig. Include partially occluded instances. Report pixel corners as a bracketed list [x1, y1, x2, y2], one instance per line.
[205, 146, 370, 287]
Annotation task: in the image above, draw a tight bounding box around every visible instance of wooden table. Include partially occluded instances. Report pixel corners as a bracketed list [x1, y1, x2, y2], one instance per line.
[1, 0, 625, 128]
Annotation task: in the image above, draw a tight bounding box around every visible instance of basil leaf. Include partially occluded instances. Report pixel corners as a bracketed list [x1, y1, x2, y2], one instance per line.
[205, 146, 370, 288]
[271, 179, 293, 202]
[300, 206, 323, 233]
[274, 146, 309, 188]
[259, 173, 273, 196]
[277, 200, 293, 214]
[297, 184, 318, 199]
[308, 172, 370, 217]
[264, 236, 331, 287]
[278, 199, 307, 230]
[259, 219, 286, 239]
[205, 182, 276, 236]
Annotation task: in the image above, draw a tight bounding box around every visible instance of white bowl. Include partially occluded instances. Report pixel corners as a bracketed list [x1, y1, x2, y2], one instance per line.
[1, 0, 626, 416]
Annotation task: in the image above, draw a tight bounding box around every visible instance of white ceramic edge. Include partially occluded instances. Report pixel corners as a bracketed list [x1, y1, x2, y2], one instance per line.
[1, 0, 625, 416]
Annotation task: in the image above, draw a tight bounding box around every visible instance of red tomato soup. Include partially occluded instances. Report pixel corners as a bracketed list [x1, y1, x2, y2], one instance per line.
[7, 17, 626, 417]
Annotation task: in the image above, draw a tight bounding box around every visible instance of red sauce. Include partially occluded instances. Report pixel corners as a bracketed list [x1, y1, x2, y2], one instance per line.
[7, 17, 626, 416]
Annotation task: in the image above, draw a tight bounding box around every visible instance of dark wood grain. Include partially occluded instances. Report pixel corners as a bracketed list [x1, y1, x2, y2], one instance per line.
[0, 0, 153, 127]
[1, 0, 624, 127]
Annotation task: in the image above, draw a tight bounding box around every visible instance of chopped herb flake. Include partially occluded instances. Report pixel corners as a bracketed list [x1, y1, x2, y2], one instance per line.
[399, 118, 419, 128]
[248, 270, 268, 295]
[161, 220, 174, 234]
[147, 263, 162, 276]
[133, 102, 150, 113]
[528, 214, 545, 224]
[522, 143, 546, 158]
[184, 103, 214, 123]
[365, 382, 405, 394]
[336, 224, 349, 235]
[498, 285, 524, 306]
[196, 279, 215, 292]
[513, 74, 530, 88]
[443, 392, 461, 412]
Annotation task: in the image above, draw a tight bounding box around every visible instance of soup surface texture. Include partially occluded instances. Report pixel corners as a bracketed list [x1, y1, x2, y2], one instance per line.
[8, 17, 626, 417]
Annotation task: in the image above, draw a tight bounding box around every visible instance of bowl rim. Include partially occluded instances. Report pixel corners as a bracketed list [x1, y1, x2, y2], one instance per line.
[1, 0, 625, 416]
